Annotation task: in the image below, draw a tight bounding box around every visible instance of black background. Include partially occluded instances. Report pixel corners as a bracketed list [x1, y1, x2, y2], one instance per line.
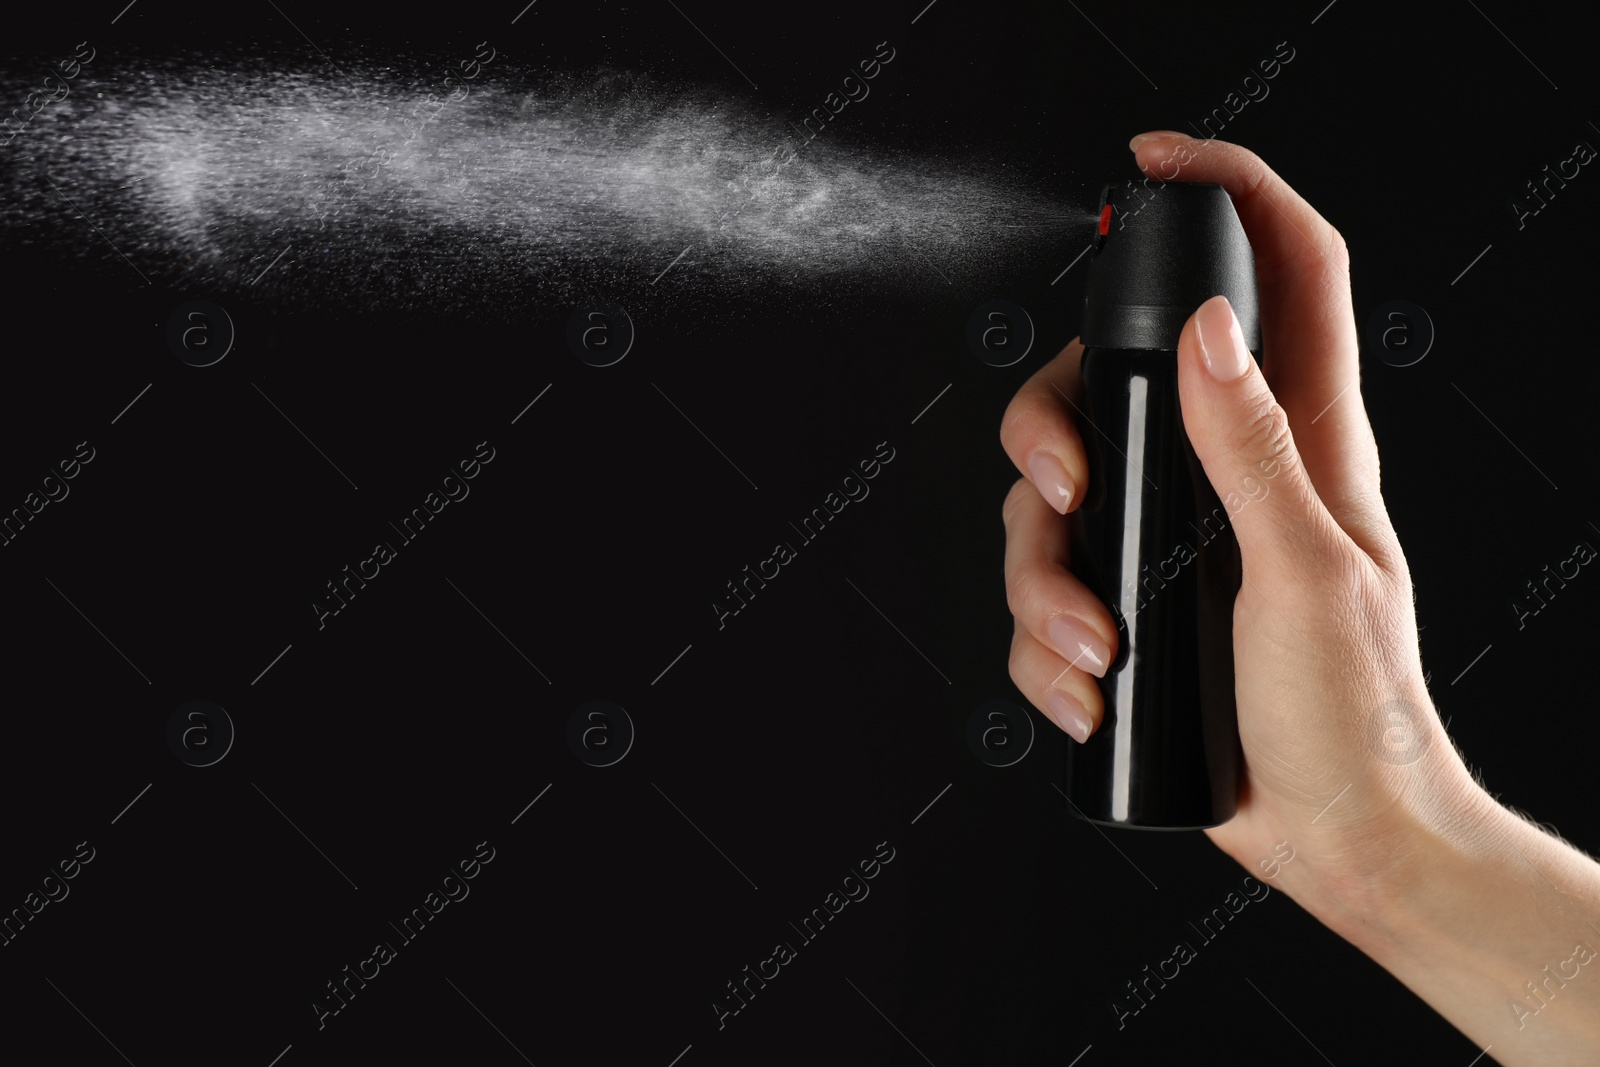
[2, 1, 1597, 1064]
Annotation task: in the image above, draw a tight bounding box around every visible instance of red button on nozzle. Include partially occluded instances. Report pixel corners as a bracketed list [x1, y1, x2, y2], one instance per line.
[1098, 203, 1113, 236]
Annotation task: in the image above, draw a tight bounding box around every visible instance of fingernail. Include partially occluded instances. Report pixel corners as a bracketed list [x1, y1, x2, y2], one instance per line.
[1026, 451, 1075, 515]
[1128, 130, 1187, 151]
[1046, 688, 1092, 743]
[1195, 295, 1250, 382]
[1046, 615, 1110, 678]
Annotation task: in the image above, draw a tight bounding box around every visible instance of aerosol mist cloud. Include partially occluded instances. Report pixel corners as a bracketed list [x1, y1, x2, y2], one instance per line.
[2, 46, 1089, 315]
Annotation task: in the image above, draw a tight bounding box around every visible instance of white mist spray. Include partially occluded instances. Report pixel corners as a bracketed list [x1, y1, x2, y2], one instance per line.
[2, 51, 1091, 312]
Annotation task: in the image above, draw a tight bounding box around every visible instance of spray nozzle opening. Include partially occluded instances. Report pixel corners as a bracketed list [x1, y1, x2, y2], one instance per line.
[1093, 183, 1116, 251]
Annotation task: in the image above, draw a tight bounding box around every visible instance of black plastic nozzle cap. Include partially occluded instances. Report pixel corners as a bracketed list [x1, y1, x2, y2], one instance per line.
[1081, 180, 1261, 353]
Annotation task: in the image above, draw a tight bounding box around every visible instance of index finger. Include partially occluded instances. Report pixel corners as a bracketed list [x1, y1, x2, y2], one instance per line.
[1128, 132, 1390, 557]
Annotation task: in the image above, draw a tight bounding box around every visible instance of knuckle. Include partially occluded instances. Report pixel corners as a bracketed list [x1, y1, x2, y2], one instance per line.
[1234, 392, 1296, 474]
[1001, 476, 1031, 528]
[1007, 657, 1028, 700]
[999, 390, 1043, 448]
[1005, 561, 1040, 618]
[1005, 628, 1029, 686]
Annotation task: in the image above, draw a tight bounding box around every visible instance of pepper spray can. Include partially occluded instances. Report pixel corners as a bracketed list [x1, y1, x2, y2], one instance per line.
[1063, 179, 1258, 829]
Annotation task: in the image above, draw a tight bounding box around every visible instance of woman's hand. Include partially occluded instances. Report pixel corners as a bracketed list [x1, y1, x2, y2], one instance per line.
[1002, 131, 1478, 896]
[1000, 133, 1600, 1064]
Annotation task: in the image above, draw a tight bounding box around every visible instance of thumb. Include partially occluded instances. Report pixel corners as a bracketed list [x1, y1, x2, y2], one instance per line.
[1177, 295, 1343, 584]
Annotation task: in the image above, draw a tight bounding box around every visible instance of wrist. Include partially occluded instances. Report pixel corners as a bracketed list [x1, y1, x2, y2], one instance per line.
[1304, 768, 1516, 958]
[1281, 761, 1600, 1061]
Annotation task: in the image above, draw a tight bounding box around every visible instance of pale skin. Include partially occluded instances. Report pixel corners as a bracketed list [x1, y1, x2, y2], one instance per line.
[1000, 132, 1600, 1063]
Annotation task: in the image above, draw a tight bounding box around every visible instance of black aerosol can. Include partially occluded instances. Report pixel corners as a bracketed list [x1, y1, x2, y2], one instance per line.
[1063, 179, 1258, 829]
